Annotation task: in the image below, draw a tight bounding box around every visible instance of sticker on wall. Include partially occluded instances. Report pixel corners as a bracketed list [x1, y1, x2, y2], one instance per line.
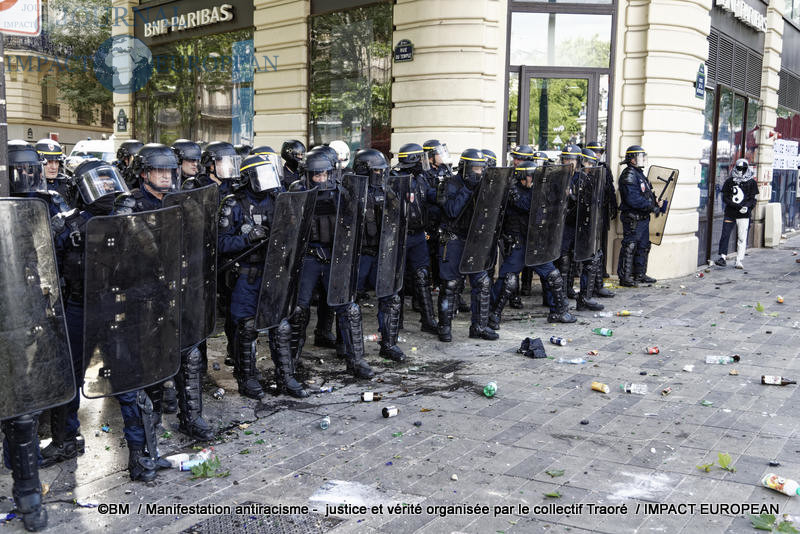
[394, 39, 413, 63]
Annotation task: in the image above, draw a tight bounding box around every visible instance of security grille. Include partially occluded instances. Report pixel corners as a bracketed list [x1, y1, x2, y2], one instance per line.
[183, 511, 343, 534]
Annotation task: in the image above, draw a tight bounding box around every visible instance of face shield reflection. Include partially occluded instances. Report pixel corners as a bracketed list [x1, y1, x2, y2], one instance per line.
[215, 155, 242, 179]
[78, 165, 130, 204]
[250, 163, 281, 193]
[11, 163, 45, 193]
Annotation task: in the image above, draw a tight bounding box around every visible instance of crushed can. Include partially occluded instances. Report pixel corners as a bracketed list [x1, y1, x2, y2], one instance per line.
[212, 388, 225, 400]
[382, 406, 399, 418]
[646, 346, 659, 354]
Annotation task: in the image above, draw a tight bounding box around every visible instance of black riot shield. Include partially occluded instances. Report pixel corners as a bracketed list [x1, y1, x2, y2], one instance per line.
[255, 189, 317, 330]
[328, 173, 368, 306]
[648, 166, 679, 246]
[82, 207, 182, 398]
[375, 174, 410, 298]
[459, 167, 512, 274]
[525, 164, 572, 266]
[163, 185, 219, 349]
[573, 166, 605, 262]
[0, 198, 75, 420]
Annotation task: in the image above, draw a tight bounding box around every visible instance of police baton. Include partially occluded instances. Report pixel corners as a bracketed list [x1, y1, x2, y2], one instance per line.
[218, 239, 270, 273]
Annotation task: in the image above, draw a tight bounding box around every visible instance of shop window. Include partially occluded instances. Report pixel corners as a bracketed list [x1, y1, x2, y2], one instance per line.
[309, 2, 392, 157]
[507, 72, 520, 153]
[134, 29, 254, 145]
[510, 13, 611, 68]
[786, 0, 800, 26]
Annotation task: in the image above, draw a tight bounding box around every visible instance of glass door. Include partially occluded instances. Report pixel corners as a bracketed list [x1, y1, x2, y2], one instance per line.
[519, 67, 603, 156]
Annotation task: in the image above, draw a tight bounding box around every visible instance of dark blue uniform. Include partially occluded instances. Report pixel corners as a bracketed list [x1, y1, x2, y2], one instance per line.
[617, 165, 656, 280]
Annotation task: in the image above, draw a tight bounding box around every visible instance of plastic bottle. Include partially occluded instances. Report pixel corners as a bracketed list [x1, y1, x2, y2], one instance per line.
[549, 336, 567, 346]
[762, 473, 800, 496]
[364, 334, 380, 342]
[762, 376, 797, 386]
[164, 453, 191, 469]
[320, 416, 330, 430]
[705, 355, 740, 364]
[592, 327, 613, 337]
[616, 310, 643, 317]
[556, 358, 587, 365]
[593, 311, 613, 318]
[483, 382, 497, 397]
[620, 383, 648, 395]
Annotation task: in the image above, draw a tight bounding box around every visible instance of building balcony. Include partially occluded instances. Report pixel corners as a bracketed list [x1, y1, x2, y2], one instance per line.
[41, 103, 60, 121]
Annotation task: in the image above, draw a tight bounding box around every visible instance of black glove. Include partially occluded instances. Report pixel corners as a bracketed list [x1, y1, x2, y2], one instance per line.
[247, 225, 268, 244]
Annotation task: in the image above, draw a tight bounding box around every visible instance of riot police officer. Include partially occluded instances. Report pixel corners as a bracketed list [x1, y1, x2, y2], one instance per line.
[586, 141, 616, 296]
[510, 145, 535, 166]
[289, 152, 374, 379]
[281, 139, 306, 189]
[558, 144, 584, 303]
[172, 139, 202, 185]
[35, 138, 75, 206]
[482, 148, 498, 168]
[489, 161, 576, 328]
[573, 148, 604, 312]
[437, 149, 498, 342]
[354, 149, 406, 362]
[218, 155, 304, 398]
[617, 145, 661, 286]
[198, 141, 242, 196]
[394, 143, 438, 335]
[508, 146, 537, 301]
[115, 139, 144, 190]
[8, 140, 70, 216]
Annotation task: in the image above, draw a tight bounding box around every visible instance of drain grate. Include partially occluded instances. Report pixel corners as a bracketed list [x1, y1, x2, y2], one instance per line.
[183, 509, 343, 534]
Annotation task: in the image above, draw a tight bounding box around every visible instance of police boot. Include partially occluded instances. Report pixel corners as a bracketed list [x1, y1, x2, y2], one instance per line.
[290, 306, 310, 372]
[127, 446, 157, 483]
[521, 267, 533, 296]
[413, 267, 438, 334]
[559, 254, 577, 299]
[4, 415, 48, 531]
[593, 251, 615, 298]
[378, 295, 406, 362]
[456, 278, 470, 314]
[234, 318, 265, 399]
[270, 319, 308, 398]
[175, 347, 215, 441]
[488, 272, 517, 331]
[546, 270, 577, 324]
[437, 279, 458, 342]
[469, 273, 499, 340]
[338, 303, 375, 379]
[617, 242, 638, 287]
[635, 273, 657, 284]
[40, 405, 83, 467]
[313, 301, 336, 349]
[576, 260, 604, 312]
[509, 273, 524, 309]
[161, 380, 178, 414]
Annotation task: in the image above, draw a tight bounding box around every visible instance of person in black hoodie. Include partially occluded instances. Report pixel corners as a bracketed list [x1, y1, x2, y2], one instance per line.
[716, 158, 758, 269]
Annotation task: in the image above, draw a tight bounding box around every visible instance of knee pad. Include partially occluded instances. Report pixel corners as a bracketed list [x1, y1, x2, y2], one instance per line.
[443, 278, 460, 293]
[503, 272, 519, 293]
[345, 302, 361, 322]
[476, 272, 491, 291]
[414, 266, 430, 285]
[291, 306, 309, 325]
[237, 317, 257, 342]
[546, 269, 562, 287]
[185, 346, 203, 372]
[277, 318, 291, 337]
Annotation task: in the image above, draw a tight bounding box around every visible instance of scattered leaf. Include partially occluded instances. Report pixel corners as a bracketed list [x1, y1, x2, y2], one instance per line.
[756, 302, 765, 312]
[776, 520, 800, 534]
[717, 452, 736, 472]
[392, 432, 403, 437]
[545, 469, 565, 478]
[697, 463, 714, 473]
[254, 439, 265, 445]
[244, 430, 254, 435]
[161, 431, 172, 439]
[420, 408, 433, 413]
[749, 513, 776, 531]
[700, 400, 714, 407]
[239, 449, 250, 455]
[544, 491, 562, 498]
[190, 456, 230, 479]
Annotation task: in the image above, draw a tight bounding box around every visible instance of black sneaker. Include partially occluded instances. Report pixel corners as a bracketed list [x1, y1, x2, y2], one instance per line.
[715, 256, 727, 267]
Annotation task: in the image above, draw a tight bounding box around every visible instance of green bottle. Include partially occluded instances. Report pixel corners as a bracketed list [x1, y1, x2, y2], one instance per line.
[592, 327, 613, 337]
[483, 381, 497, 397]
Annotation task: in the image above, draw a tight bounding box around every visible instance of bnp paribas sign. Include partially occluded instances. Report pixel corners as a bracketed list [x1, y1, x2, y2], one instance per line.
[134, 0, 253, 46]
[715, 0, 768, 33]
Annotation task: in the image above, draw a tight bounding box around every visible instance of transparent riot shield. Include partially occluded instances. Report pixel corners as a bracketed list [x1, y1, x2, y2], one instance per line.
[0, 198, 75, 420]
[82, 207, 182, 398]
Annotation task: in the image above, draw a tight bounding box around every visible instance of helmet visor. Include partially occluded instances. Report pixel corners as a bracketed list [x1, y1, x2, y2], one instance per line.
[78, 165, 130, 204]
[11, 163, 45, 193]
[369, 167, 389, 188]
[263, 153, 284, 182]
[250, 163, 282, 193]
[215, 155, 242, 179]
[433, 144, 452, 166]
[145, 167, 180, 193]
[306, 168, 335, 190]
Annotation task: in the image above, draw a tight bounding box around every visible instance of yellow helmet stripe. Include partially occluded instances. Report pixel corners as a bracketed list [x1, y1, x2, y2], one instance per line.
[561, 151, 582, 156]
[240, 161, 267, 171]
[485, 153, 497, 160]
[398, 150, 423, 156]
[460, 156, 485, 162]
[626, 149, 645, 154]
[38, 151, 62, 155]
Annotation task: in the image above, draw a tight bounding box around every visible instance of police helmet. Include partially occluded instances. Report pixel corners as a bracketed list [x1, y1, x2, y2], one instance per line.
[201, 141, 241, 180]
[8, 140, 46, 194]
[74, 158, 130, 207]
[249, 146, 284, 183]
[172, 139, 201, 163]
[234, 144, 252, 157]
[457, 148, 487, 186]
[240, 155, 281, 194]
[511, 145, 535, 162]
[353, 148, 389, 187]
[532, 151, 549, 167]
[134, 143, 180, 194]
[581, 148, 598, 167]
[397, 143, 430, 172]
[423, 139, 452, 167]
[304, 151, 336, 190]
[623, 145, 647, 170]
[586, 141, 605, 154]
[482, 149, 498, 168]
[36, 138, 64, 162]
[329, 140, 351, 170]
[116, 140, 143, 166]
[281, 139, 306, 171]
[513, 160, 538, 189]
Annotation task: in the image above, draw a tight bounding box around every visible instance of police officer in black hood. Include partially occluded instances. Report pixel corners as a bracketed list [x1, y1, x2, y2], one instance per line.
[115, 139, 144, 190]
[617, 145, 662, 286]
[281, 139, 306, 189]
[437, 149, 498, 342]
